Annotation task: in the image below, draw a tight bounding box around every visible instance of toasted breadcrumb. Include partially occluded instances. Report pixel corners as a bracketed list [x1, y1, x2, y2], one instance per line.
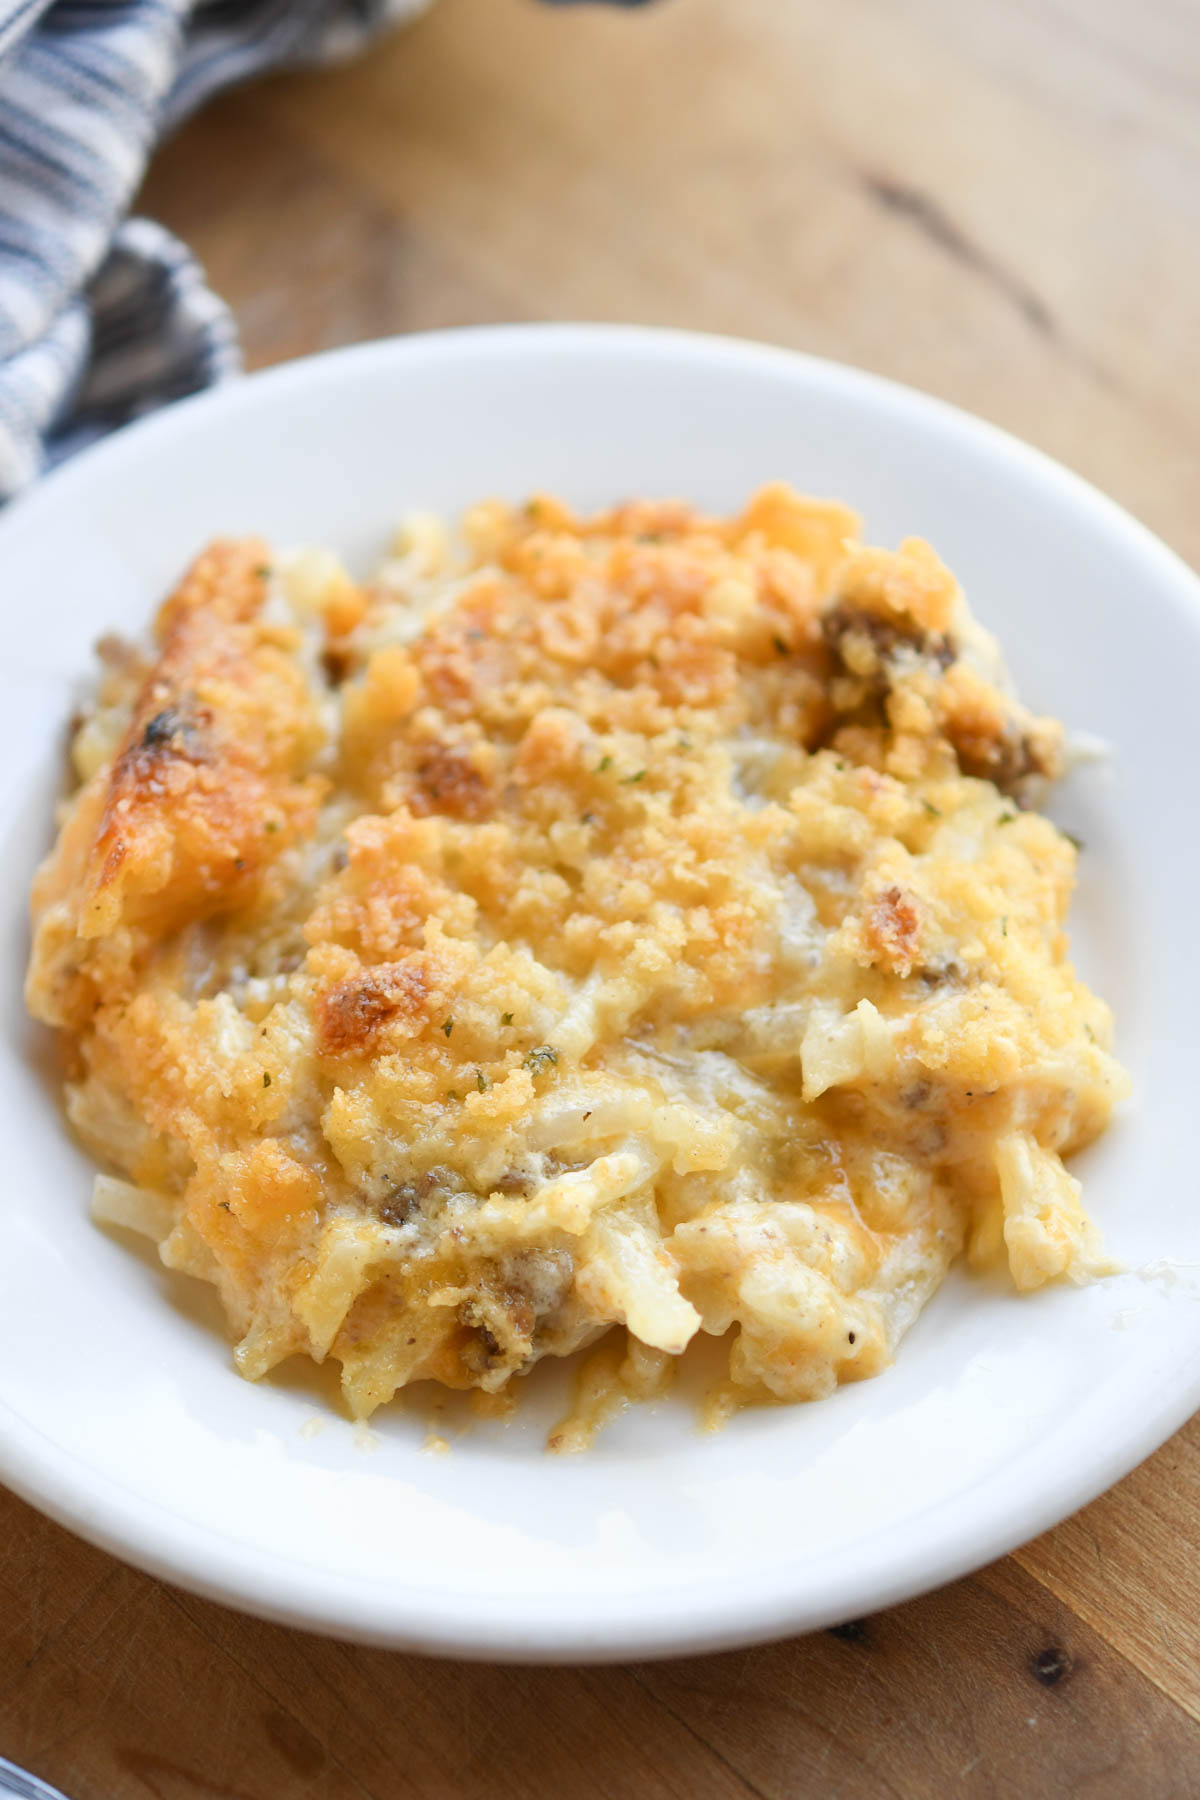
[26, 485, 1127, 1438]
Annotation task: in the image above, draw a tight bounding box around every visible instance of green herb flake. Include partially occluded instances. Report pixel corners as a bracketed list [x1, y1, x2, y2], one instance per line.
[475, 1069, 489, 1093]
[621, 769, 647, 785]
[1000, 917, 1008, 937]
[920, 799, 942, 818]
[442, 1018, 454, 1038]
[998, 810, 1018, 825]
[265, 820, 280, 834]
[255, 564, 271, 579]
[1062, 830, 1085, 852]
[524, 1045, 560, 1076]
[597, 755, 613, 774]
[501, 1012, 514, 1027]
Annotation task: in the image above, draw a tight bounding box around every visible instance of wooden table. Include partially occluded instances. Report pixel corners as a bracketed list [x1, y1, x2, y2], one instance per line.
[4, 1, 1199, 1793]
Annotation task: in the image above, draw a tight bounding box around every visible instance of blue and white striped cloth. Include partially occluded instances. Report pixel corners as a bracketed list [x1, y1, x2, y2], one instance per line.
[0, 0, 646, 503]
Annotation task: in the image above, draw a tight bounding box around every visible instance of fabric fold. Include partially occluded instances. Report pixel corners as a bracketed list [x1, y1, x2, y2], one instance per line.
[0, 0, 652, 501]
[0, 0, 427, 500]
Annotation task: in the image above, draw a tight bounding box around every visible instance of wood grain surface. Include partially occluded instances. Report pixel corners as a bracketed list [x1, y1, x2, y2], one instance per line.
[4, 1, 1199, 1795]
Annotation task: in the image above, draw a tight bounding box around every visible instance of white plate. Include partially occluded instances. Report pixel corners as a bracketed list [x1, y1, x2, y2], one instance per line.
[1, 325, 1197, 1662]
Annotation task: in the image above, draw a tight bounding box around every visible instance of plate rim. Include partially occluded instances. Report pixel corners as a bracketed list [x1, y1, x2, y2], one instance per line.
[2, 320, 1198, 1661]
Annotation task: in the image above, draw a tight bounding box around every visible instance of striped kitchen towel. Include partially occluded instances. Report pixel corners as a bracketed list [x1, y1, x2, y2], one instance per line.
[0, 0, 648, 503]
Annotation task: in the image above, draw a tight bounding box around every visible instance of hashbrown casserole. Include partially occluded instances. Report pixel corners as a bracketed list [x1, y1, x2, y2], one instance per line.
[25, 484, 1130, 1441]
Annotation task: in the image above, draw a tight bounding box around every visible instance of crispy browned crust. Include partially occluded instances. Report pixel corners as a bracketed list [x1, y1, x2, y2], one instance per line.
[27, 540, 326, 1030]
[23, 491, 1126, 1426]
[862, 884, 921, 976]
[406, 741, 494, 821]
[316, 956, 434, 1056]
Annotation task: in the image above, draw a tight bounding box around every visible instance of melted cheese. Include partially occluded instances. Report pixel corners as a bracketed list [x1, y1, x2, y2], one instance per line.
[25, 485, 1129, 1439]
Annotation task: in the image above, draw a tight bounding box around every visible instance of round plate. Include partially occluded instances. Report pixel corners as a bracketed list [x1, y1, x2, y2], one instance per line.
[0, 326, 1196, 1661]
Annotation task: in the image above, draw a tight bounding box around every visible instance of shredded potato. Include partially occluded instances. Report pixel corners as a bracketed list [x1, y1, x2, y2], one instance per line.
[25, 485, 1129, 1443]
